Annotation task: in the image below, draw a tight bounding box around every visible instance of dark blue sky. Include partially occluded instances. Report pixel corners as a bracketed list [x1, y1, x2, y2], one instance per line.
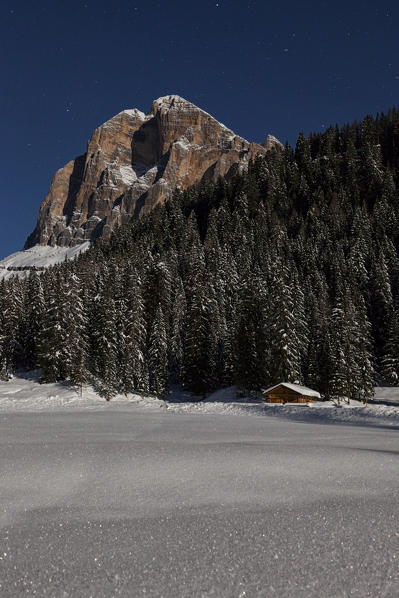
[1, 0, 399, 258]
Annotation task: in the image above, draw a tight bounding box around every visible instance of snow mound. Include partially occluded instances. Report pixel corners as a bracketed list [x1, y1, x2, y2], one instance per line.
[0, 242, 91, 280]
[162, 387, 399, 427]
[0, 372, 161, 412]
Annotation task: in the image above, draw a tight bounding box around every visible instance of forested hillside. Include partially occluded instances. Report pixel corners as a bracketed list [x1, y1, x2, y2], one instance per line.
[2, 109, 399, 400]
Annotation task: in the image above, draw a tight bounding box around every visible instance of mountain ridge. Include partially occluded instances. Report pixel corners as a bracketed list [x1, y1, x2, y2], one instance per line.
[25, 95, 282, 249]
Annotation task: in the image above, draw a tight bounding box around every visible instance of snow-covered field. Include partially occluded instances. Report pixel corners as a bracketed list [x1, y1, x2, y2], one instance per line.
[0, 375, 398, 596]
[372, 386, 399, 405]
[1, 372, 399, 428]
[0, 390, 398, 596]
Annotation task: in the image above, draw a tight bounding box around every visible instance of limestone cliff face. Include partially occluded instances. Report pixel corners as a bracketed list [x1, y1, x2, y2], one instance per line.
[25, 95, 282, 248]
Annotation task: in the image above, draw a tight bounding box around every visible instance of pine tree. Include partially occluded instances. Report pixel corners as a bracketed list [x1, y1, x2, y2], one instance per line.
[148, 305, 168, 396]
[303, 275, 330, 393]
[328, 289, 374, 400]
[91, 270, 118, 400]
[169, 276, 186, 384]
[65, 273, 89, 392]
[267, 263, 308, 385]
[121, 270, 148, 393]
[37, 273, 68, 383]
[351, 294, 375, 400]
[183, 272, 211, 397]
[370, 249, 393, 361]
[381, 305, 399, 385]
[22, 272, 45, 370]
[233, 270, 269, 391]
[327, 292, 349, 400]
[0, 280, 12, 379]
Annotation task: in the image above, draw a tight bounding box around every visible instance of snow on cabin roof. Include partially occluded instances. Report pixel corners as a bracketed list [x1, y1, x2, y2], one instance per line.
[263, 382, 321, 398]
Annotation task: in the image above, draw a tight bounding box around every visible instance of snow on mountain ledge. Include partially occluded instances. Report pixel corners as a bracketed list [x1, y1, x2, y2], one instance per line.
[0, 242, 91, 280]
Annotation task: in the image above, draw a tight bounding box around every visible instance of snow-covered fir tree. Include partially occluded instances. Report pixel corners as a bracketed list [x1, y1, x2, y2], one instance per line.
[148, 304, 168, 396]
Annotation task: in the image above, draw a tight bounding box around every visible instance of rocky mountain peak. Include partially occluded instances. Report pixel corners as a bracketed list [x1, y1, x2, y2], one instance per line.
[25, 96, 282, 249]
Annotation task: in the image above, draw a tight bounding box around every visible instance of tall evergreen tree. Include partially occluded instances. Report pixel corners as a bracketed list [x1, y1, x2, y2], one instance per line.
[381, 304, 399, 385]
[148, 305, 168, 396]
[121, 270, 148, 393]
[183, 272, 211, 397]
[22, 272, 45, 370]
[233, 271, 269, 391]
[268, 263, 308, 384]
[65, 273, 89, 391]
[91, 271, 118, 399]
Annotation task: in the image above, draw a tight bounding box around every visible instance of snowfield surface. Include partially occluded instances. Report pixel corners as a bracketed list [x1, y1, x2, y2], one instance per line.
[0, 375, 398, 597]
[373, 386, 399, 405]
[0, 242, 91, 280]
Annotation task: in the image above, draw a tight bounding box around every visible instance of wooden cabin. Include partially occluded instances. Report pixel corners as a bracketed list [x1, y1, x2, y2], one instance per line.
[263, 382, 321, 404]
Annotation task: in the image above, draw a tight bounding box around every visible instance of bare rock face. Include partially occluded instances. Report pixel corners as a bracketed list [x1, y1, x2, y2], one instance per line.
[25, 96, 281, 248]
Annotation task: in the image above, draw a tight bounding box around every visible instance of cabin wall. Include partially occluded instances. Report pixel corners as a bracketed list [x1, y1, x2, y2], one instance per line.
[265, 386, 314, 404]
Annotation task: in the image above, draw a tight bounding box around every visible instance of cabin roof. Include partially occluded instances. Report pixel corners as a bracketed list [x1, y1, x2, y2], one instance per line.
[263, 382, 321, 398]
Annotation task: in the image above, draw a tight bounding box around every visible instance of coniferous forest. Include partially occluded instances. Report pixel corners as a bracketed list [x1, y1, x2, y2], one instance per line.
[2, 109, 399, 400]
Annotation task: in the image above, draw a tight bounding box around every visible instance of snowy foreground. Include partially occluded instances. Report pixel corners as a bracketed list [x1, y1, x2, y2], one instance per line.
[0, 375, 398, 597]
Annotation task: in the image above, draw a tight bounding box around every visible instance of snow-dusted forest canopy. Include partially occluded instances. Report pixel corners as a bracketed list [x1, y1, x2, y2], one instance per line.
[2, 109, 399, 399]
